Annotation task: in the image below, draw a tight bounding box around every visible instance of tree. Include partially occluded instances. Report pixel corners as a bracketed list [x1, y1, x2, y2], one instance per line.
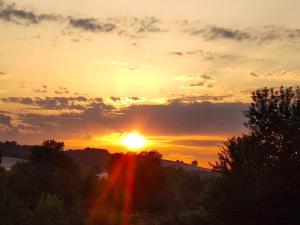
[32, 194, 65, 225]
[138, 150, 162, 164]
[205, 87, 300, 225]
[191, 160, 198, 166]
[214, 86, 300, 173]
[30, 140, 83, 205]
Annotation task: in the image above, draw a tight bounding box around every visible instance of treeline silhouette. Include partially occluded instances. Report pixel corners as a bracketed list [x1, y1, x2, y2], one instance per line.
[0, 141, 205, 225]
[0, 86, 299, 225]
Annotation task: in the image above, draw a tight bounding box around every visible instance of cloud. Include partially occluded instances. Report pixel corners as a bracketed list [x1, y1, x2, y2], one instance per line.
[115, 101, 247, 136]
[176, 74, 215, 89]
[190, 81, 206, 87]
[187, 25, 251, 41]
[54, 86, 69, 95]
[0, 71, 7, 77]
[258, 25, 300, 43]
[170, 50, 239, 62]
[2, 98, 247, 141]
[1, 96, 90, 110]
[171, 95, 233, 102]
[250, 72, 259, 77]
[188, 74, 214, 87]
[0, 0, 5, 8]
[183, 23, 300, 44]
[68, 17, 116, 32]
[129, 96, 141, 101]
[201, 74, 213, 81]
[2, 1, 300, 46]
[110, 96, 121, 102]
[0, 3, 63, 25]
[17, 100, 113, 138]
[33, 85, 48, 94]
[116, 17, 165, 40]
[135, 17, 163, 33]
[0, 113, 18, 137]
[170, 139, 223, 147]
[0, 113, 12, 126]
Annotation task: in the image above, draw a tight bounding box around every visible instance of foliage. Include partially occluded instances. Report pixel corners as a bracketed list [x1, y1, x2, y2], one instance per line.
[191, 160, 198, 166]
[0, 139, 208, 225]
[32, 194, 65, 225]
[205, 87, 300, 225]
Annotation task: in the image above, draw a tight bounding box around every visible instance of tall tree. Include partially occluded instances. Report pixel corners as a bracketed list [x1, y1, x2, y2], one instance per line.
[206, 87, 300, 225]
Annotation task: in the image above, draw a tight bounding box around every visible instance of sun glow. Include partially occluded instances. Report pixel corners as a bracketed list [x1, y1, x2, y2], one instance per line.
[121, 133, 147, 150]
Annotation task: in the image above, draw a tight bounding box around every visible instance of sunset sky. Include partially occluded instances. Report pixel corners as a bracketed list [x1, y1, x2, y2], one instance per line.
[1, 0, 300, 166]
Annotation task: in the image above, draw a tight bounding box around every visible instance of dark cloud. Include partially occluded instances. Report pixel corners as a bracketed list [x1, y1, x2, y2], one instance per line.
[135, 17, 163, 33]
[110, 96, 121, 102]
[171, 51, 184, 56]
[1, 96, 89, 110]
[250, 72, 259, 77]
[200, 74, 213, 81]
[258, 25, 300, 43]
[3, 99, 247, 141]
[0, 2, 164, 40]
[170, 50, 239, 62]
[0, 113, 12, 127]
[117, 17, 165, 39]
[0, 113, 18, 137]
[190, 81, 206, 87]
[116, 101, 247, 136]
[68, 17, 116, 32]
[0, 71, 7, 76]
[184, 24, 300, 44]
[54, 86, 69, 95]
[188, 26, 251, 41]
[188, 74, 214, 87]
[33, 85, 48, 94]
[129, 96, 141, 101]
[171, 95, 233, 102]
[170, 139, 222, 147]
[2, 97, 34, 105]
[0, 3, 63, 25]
[17, 100, 114, 138]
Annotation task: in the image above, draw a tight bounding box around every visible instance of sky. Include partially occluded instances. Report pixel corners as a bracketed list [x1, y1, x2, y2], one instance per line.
[1, 0, 300, 167]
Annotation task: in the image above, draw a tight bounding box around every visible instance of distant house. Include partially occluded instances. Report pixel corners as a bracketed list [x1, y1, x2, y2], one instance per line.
[96, 172, 109, 180]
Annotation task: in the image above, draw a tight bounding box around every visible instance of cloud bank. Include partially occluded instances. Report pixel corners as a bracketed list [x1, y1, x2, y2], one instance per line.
[0, 96, 247, 143]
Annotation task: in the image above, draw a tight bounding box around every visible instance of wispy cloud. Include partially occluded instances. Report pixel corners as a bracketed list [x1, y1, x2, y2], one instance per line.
[0, 71, 7, 77]
[182, 23, 300, 44]
[175, 74, 215, 89]
[68, 17, 116, 32]
[0, 2, 63, 25]
[1, 96, 92, 110]
[171, 50, 239, 61]
[187, 25, 251, 41]
[54, 86, 70, 95]
[170, 139, 222, 147]
[33, 85, 48, 94]
[0, 113, 12, 127]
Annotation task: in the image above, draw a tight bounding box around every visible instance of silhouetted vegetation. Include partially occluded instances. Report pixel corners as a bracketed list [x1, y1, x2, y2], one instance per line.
[0, 86, 299, 225]
[203, 87, 300, 225]
[0, 141, 206, 225]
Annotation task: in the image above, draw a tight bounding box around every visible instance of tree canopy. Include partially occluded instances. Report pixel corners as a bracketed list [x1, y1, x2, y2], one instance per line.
[206, 87, 300, 225]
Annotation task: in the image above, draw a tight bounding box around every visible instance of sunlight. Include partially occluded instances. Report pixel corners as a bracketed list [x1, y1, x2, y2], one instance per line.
[121, 133, 147, 150]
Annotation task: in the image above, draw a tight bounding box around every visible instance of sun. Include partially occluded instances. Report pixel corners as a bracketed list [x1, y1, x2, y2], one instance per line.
[121, 133, 147, 150]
